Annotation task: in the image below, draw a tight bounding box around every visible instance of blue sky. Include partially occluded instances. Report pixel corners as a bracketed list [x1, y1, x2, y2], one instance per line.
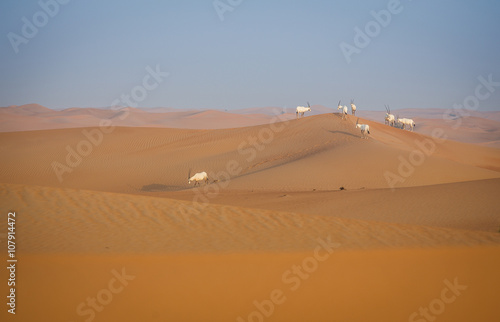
[1, 0, 500, 110]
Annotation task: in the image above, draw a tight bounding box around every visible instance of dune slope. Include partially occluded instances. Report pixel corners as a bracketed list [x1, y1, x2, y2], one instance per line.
[0, 114, 499, 195]
[1, 183, 499, 254]
[1, 113, 500, 321]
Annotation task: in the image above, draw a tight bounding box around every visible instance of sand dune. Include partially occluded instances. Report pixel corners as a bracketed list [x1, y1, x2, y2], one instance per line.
[233, 104, 334, 115]
[358, 108, 500, 147]
[1, 114, 499, 195]
[1, 108, 500, 321]
[0, 104, 295, 132]
[2, 105, 499, 149]
[358, 108, 500, 122]
[2, 183, 499, 254]
[414, 116, 500, 148]
[1, 113, 498, 238]
[1, 182, 499, 321]
[1, 103, 53, 115]
[161, 178, 500, 233]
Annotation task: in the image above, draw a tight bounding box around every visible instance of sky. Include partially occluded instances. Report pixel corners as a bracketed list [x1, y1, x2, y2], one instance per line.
[1, 0, 500, 111]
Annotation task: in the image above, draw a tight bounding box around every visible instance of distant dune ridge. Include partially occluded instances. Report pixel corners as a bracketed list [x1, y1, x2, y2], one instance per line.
[1, 103, 499, 148]
[1, 103, 500, 321]
[0, 104, 296, 132]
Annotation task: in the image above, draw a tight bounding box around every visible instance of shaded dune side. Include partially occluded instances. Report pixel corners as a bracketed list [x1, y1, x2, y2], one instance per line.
[1, 183, 499, 254]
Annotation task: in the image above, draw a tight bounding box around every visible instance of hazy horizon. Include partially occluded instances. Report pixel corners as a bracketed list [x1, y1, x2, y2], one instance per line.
[5, 102, 500, 113]
[1, 0, 500, 111]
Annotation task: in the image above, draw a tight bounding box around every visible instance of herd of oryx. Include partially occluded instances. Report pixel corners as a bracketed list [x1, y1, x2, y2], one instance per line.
[296, 100, 416, 138]
[187, 101, 416, 186]
[383, 105, 416, 131]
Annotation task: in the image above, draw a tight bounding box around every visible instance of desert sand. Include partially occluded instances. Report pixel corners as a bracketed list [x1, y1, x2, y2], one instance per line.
[0, 104, 296, 132]
[3, 104, 500, 148]
[0, 106, 499, 321]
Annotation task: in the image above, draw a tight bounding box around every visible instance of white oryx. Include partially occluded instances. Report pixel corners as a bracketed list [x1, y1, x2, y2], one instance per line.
[188, 169, 209, 186]
[337, 100, 348, 120]
[350, 99, 357, 115]
[397, 117, 416, 131]
[296, 102, 311, 119]
[384, 105, 395, 126]
[355, 118, 370, 139]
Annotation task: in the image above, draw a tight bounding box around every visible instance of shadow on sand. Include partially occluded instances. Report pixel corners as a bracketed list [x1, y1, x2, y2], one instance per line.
[140, 184, 185, 192]
[326, 129, 360, 138]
